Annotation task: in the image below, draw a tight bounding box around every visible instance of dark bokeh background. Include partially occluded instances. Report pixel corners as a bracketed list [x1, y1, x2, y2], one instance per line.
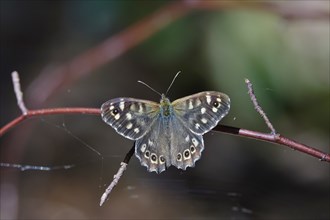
[1, 1, 329, 219]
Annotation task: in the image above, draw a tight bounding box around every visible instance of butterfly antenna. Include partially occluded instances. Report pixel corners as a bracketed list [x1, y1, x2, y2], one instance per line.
[137, 80, 162, 96]
[165, 71, 181, 95]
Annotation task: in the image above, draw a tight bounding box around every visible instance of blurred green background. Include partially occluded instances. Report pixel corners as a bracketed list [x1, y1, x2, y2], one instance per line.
[1, 1, 329, 219]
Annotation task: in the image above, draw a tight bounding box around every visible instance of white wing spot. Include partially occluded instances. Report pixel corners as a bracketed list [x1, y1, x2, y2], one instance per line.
[201, 107, 206, 114]
[216, 98, 221, 102]
[126, 123, 133, 129]
[148, 139, 154, 146]
[138, 104, 143, 113]
[114, 113, 120, 120]
[141, 144, 147, 152]
[185, 135, 190, 142]
[119, 102, 125, 111]
[206, 95, 211, 104]
[192, 138, 198, 147]
[188, 100, 193, 109]
[126, 113, 132, 120]
[134, 128, 140, 133]
[201, 118, 208, 124]
[195, 99, 202, 106]
[109, 105, 114, 111]
[130, 104, 137, 111]
[212, 107, 218, 113]
[195, 123, 201, 129]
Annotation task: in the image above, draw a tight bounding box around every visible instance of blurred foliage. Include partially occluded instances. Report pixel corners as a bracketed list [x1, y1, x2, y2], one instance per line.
[206, 9, 329, 132]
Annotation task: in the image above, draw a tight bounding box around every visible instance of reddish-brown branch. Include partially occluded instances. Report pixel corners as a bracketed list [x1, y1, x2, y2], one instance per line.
[0, 108, 100, 136]
[1, 108, 329, 163]
[214, 125, 330, 162]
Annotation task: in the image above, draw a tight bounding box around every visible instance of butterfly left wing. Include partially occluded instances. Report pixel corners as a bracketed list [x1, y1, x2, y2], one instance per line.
[172, 91, 230, 135]
[101, 98, 159, 140]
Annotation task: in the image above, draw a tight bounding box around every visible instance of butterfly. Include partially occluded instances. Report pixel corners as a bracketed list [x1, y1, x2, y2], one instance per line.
[101, 74, 230, 173]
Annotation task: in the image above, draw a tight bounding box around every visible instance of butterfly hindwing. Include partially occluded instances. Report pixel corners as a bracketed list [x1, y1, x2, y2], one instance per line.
[172, 91, 230, 135]
[168, 116, 204, 170]
[135, 115, 170, 173]
[101, 98, 159, 140]
[135, 114, 205, 173]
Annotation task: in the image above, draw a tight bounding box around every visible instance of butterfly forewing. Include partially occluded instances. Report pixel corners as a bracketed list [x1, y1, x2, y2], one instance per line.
[172, 91, 230, 135]
[101, 98, 159, 140]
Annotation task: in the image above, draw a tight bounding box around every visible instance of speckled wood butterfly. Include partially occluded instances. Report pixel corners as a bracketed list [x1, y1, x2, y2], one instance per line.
[101, 74, 230, 173]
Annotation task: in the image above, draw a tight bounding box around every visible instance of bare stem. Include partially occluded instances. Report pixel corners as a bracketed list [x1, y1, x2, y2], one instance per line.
[12, 71, 28, 115]
[100, 145, 135, 206]
[245, 78, 276, 134]
[0, 162, 75, 171]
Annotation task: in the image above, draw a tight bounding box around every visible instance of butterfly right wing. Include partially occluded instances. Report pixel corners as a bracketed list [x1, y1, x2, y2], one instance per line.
[101, 98, 159, 140]
[172, 91, 230, 135]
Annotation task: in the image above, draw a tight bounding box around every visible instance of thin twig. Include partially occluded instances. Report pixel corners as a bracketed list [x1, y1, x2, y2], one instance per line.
[213, 125, 330, 162]
[245, 78, 276, 135]
[12, 71, 28, 115]
[100, 145, 135, 206]
[0, 163, 75, 171]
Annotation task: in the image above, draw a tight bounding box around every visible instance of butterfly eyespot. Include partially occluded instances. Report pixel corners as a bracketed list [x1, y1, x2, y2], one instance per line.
[111, 108, 119, 115]
[177, 153, 182, 161]
[145, 150, 150, 159]
[159, 155, 165, 164]
[213, 101, 220, 108]
[190, 145, 196, 153]
[150, 154, 158, 164]
[183, 149, 191, 160]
